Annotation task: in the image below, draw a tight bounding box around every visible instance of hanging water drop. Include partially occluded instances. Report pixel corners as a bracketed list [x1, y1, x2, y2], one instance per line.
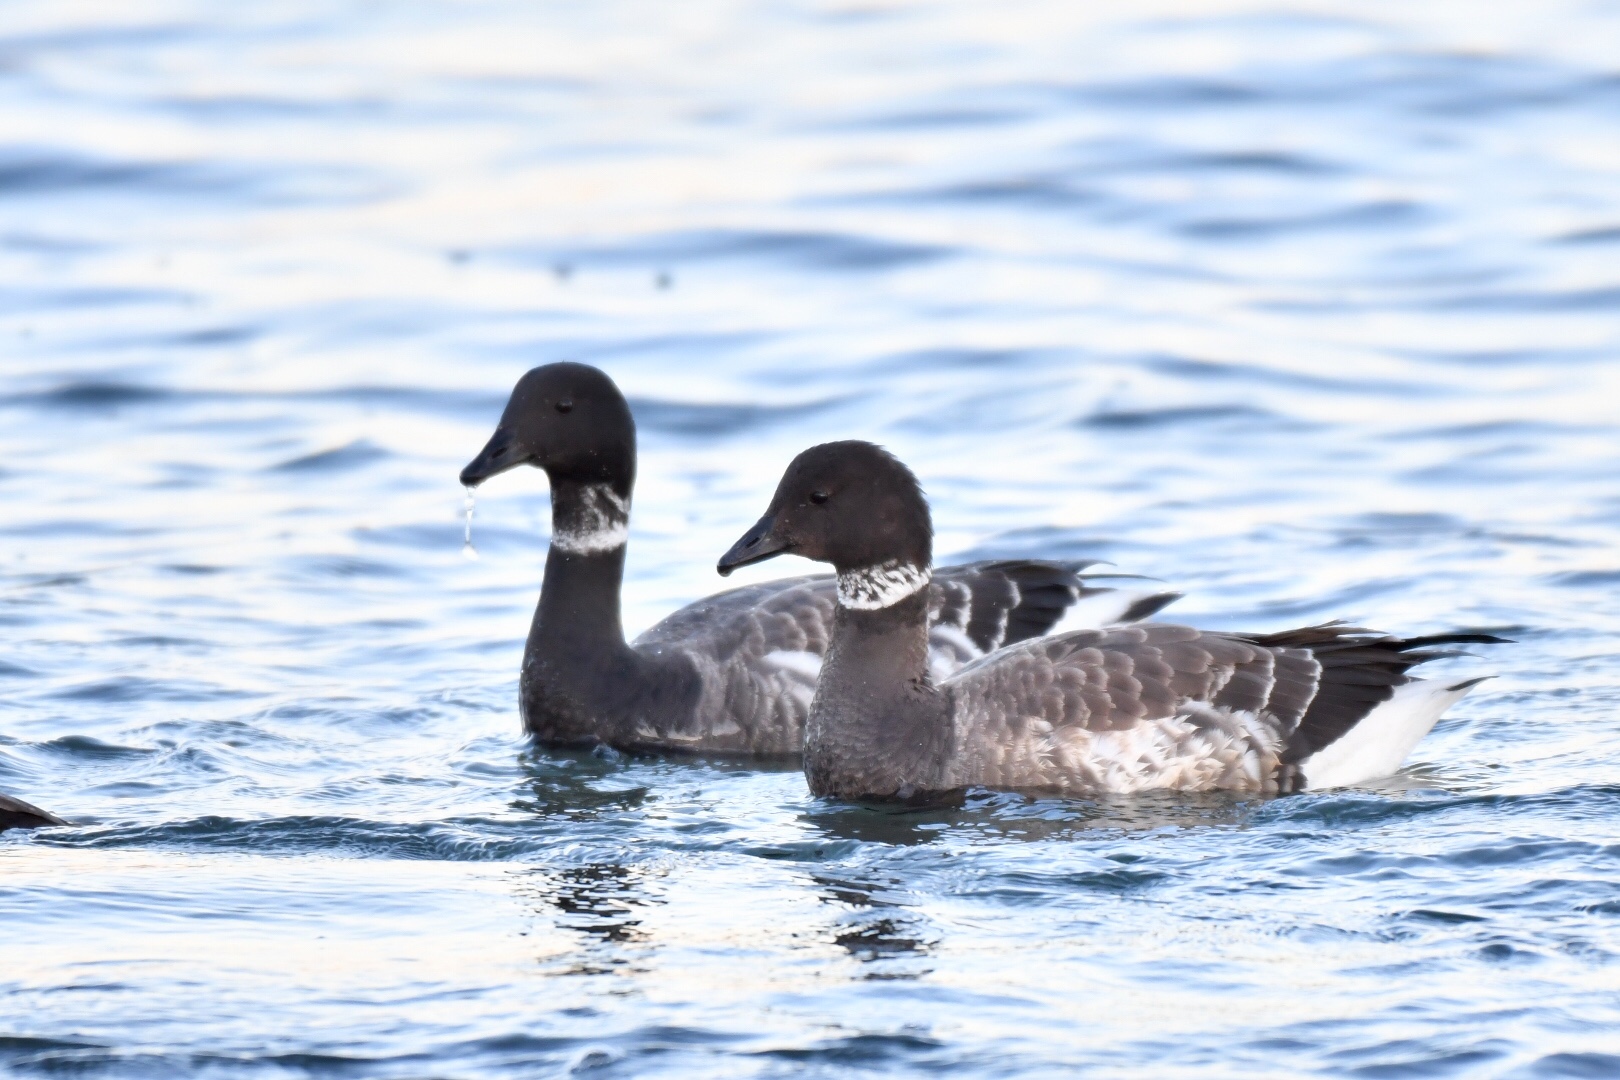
[461, 486, 479, 560]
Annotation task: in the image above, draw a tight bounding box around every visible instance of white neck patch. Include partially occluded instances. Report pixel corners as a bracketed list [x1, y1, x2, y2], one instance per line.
[837, 560, 930, 610]
[551, 483, 630, 555]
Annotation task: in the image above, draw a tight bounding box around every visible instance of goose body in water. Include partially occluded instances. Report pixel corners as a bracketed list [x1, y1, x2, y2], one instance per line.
[718, 441, 1507, 798]
[0, 792, 66, 832]
[461, 364, 1176, 757]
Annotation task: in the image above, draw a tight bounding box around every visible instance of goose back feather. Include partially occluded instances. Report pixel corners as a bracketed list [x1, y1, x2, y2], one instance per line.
[628, 560, 1174, 756]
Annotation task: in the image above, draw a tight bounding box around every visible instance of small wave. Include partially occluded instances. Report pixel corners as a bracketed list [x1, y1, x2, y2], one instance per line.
[1389, 419, 1571, 441]
[0, 1035, 109, 1074]
[1080, 76, 1267, 108]
[40, 814, 577, 861]
[1147, 354, 1426, 396]
[280, 554, 412, 580]
[47, 676, 249, 704]
[888, 175, 1102, 209]
[758, 1031, 950, 1067]
[1546, 570, 1620, 587]
[1, 381, 513, 420]
[1338, 511, 1466, 537]
[0, 519, 159, 539]
[158, 564, 226, 578]
[0, 284, 187, 316]
[0, 149, 230, 197]
[268, 438, 389, 473]
[1138, 148, 1340, 175]
[1260, 785, 1620, 830]
[1512, 1053, 1620, 1079]
[830, 105, 1031, 131]
[514, 228, 950, 272]
[629, 395, 845, 437]
[1553, 224, 1620, 245]
[945, 525, 1122, 565]
[1078, 403, 1276, 429]
[1404, 908, 1488, 924]
[8, 380, 173, 410]
[1433, 286, 1620, 312]
[871, 346, 1047, 374]
[32, 735, 158, 760]
[989, 865, 1168, 895]
[1178, 199, 1425, 239]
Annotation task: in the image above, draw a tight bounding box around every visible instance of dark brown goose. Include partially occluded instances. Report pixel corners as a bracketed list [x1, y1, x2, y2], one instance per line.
[461, 364, 1177, 757]
[718, 440, 1507, 798]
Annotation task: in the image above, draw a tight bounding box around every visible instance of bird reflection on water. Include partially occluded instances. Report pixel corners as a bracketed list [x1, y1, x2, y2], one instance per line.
[512, 748, 652, 819]
[813, 872, 937, 979]
[803, 788, 1263, 847]
[514, 861, 663, 981]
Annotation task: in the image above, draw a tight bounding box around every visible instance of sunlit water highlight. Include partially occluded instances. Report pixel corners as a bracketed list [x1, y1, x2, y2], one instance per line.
[3, 1, 1619, 1076]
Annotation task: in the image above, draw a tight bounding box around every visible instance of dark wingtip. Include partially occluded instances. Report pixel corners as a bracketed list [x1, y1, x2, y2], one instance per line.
[1118, 591, 1182, 623]
[1397, 631, 1516, 650]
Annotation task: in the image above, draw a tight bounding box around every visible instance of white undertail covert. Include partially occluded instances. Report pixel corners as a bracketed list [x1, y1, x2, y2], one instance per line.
[1301, 679, 1479, 789]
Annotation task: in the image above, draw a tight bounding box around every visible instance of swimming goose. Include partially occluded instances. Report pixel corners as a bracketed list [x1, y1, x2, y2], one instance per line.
[717, 441, 1507, 798]
[0, 792, 66, 832]
[461, 364, 1177, 757]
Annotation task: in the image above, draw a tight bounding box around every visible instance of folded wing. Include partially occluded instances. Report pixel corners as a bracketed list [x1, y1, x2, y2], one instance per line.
[630, 560, 1167, 755]
[943, 622, 1502, 794]
[945, 624, 1318, 793]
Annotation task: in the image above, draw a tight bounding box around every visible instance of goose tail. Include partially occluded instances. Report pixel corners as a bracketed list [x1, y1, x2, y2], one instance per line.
[1299, 676, 1489, 790]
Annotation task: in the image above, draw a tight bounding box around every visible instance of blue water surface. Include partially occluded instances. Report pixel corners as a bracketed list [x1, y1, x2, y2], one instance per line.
[3, 2, 1619, 1076]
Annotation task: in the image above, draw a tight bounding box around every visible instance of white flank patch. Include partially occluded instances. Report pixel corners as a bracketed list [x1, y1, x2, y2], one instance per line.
[1069, 708, 1271, 795]
[1301, 679, 1478, 790]
[761, 649, 823, 682]
[551, 484, 631, 555]
[763, 649, 821, 711]
[837, 560, 930, 610]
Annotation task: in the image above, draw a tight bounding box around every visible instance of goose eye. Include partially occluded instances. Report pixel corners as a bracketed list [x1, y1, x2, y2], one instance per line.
[555, 399, 573, 414]
[808, 490, 830, 505]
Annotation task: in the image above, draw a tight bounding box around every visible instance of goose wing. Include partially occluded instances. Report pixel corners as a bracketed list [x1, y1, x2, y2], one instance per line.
[629, 573, 832, 755]
[944, 623, 1323, 794]
[926, 560, 1179, 673]
[629, 561, 1164, 755]
[943, 622, 1503, 794]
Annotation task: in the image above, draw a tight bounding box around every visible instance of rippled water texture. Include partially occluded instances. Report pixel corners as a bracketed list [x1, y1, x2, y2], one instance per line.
[4, 2, 1620, 1076]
